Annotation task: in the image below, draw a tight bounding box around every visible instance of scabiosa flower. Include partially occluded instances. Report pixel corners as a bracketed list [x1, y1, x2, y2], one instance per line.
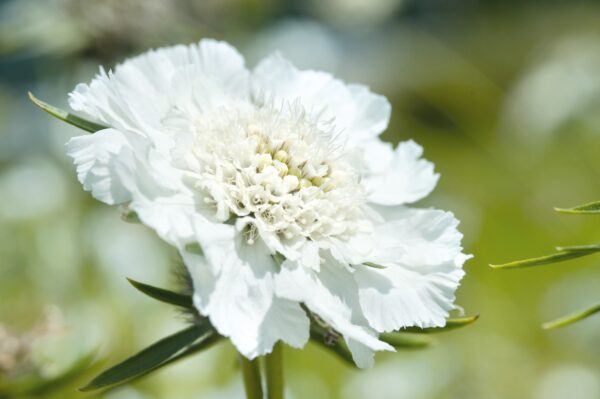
[66, 39, 469, 368]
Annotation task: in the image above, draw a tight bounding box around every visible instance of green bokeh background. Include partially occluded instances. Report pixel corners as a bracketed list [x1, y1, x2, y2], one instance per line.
[1, 1, 599, 398]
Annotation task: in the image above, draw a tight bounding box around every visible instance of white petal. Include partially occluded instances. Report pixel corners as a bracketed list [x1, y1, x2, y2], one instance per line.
[363, 140, 439, 206]
[346, 339, 376, 369]
[368, 207, 465, 269]
[354, 208, 469, 332]
[69, 39, 249, 134]
[190, 226, 310, 358]
[66, 128, 135, 205]
[355, 259, 466, 332]
[252, 53, 390, 146]
[274, 259, 393, 366]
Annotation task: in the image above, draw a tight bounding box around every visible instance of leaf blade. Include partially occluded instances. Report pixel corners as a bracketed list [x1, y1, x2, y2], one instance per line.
[80, 324, 207, 391]
[555, 201, 600, 214]
[379, 332, 433, 348]
[127, 278, 194, 309]
[490, 250, 598, 269]
[28, 92, 107, 133]
[542, 303, 600, 330]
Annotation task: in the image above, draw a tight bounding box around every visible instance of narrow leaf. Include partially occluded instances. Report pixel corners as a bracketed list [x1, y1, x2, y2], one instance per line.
[490, 250, 598, 269]
[403, 315, 479, 334]
[379, 332, 433, 348]
[127, 278, 194, 309]
[556, 244, 600, 253]
[80, 324, 207, 391]
[555, 201, 600, 214]
[101, 330, 222, 393]
[542, 303, 600, 330]
[28, 92, 107, 133]
[363, 262, 386, 269]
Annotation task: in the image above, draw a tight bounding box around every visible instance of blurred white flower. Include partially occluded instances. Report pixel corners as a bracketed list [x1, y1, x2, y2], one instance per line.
[66, 39, 469, 367]
[503, 35, 600, 137]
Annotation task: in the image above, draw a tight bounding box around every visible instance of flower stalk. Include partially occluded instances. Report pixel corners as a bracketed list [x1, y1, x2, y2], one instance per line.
[240, 354, 264, 399]
[265, 342, 284, 399]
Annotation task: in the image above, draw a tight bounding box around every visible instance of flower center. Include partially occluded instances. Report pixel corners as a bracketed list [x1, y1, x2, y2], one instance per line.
[180, 102, 369, 244]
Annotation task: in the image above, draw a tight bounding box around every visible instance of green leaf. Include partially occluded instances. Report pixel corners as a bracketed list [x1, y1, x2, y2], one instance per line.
[556, 244, 600, 253]
[555, 201, 600, 214]
[28, 92, 107, 133]
[121, 210, 141, 223]
[402, 315, 479, 333]
[490, 249, 600, 269]
[542, 303, 600, 330]
[127, 278, 194, 309]
[363, 262, 386, 269]
[80, 324, 209, 391]
[379, 332, 433, 348]
[184, 242, 204, 256]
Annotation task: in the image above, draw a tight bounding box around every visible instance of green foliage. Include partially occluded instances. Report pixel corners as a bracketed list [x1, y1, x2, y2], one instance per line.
[379, 332, 433, 348]
[493, 201, 600, 328]
[81, 323, 216, 391]
[555, 201, 600, 214]
[127, 278, 194, 309]
[542, 303, 600, 330]
[490, 248, 600, 269]
[28, 92, 107, 133]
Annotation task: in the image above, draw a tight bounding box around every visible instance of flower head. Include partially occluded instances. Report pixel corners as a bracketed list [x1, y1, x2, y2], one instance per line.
[67, 39, 469, 367]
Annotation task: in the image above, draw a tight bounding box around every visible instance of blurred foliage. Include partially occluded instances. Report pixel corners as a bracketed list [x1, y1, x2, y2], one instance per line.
[2, 0, 600, 398]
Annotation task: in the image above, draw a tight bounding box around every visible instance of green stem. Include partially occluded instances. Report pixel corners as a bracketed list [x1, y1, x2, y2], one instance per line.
[265, 342, 284, 399]
[239, 354, 263, 399]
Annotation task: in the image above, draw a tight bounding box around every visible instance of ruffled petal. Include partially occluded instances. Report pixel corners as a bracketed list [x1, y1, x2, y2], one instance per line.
[354, 208, 469, 332]
[66, 128, 136, 205]
[368, 207, 466, 269]
[363, 140, 439, 206]
[189, 225, 310, 358]
[274, 258, 393, 368]
[252, 54, 390, 146]
[69, 39, 249, 135]
[67, 127, 200, 247]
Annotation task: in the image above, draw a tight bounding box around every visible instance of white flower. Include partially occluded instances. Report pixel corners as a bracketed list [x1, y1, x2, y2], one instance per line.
[66, 39, 470, 368]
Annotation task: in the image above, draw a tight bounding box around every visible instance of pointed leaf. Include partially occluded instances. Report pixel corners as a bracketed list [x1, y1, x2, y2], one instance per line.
[402, 315, 479, 333]
[127, 278, 194, 309]
[28, 92, 107, 133]
[490, 249, 599, 269]
[555, 201, 600, 214]
[379, 332, 433, 348]
[101, 330, 222, 393]
[363, 262, 386, 269]
[542, 303, 600, 330]
[80, 324, 208, 391]
[556, 244, 600, 253]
